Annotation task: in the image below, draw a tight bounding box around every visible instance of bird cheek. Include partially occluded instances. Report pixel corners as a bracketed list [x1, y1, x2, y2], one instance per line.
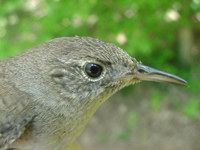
[100, 79, 110, 87]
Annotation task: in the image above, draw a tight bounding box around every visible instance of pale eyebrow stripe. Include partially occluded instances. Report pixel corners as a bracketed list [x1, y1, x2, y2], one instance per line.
[85, 56, 112, 66]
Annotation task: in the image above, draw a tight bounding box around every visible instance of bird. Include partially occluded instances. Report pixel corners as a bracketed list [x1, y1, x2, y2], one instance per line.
[0, 36, 187, 150]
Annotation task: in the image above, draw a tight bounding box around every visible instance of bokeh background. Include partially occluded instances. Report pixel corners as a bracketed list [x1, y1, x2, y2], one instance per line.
[0, 0, 200, 149]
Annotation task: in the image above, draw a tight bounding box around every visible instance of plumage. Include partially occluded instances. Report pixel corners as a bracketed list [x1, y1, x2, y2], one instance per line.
[0, 37, 186, 149]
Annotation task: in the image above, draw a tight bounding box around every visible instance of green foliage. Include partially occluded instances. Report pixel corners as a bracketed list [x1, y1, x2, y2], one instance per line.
[183, 99, 200, 119]
[150, 91, 162, 111]
[0, 0, 198, 60]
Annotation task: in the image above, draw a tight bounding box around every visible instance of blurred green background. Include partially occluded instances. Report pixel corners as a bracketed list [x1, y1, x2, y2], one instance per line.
[0, 0, 200, 149]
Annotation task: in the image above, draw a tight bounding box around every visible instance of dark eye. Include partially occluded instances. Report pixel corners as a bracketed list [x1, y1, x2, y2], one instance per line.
[85, 63, 103, 78]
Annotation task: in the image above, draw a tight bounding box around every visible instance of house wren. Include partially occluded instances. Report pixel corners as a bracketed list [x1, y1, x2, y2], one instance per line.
[0, 37, 186, 150]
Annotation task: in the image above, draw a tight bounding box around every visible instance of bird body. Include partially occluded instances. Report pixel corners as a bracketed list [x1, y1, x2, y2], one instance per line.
[0, 37, 186, 149]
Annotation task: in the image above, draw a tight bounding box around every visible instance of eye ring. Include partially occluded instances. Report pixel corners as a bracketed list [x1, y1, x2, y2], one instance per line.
[84, 63, 104, 79]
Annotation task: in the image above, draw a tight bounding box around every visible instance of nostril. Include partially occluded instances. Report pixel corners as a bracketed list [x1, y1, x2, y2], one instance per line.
[138, 68, 146, 73]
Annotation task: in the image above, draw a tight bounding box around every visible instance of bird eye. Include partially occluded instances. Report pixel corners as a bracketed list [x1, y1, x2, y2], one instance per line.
[85, 63, 103, 78]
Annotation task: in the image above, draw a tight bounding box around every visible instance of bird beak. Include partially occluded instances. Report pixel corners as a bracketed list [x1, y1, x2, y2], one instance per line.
[134, 64, 187, 85]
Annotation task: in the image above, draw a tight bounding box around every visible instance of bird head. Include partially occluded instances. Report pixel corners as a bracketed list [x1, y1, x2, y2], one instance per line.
[48, 37, 186, 112]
